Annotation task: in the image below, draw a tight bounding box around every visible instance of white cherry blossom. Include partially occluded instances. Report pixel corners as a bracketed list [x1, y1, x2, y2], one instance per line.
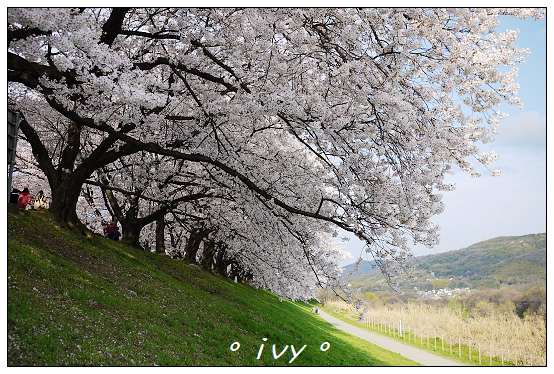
[8, 7, 544, 300]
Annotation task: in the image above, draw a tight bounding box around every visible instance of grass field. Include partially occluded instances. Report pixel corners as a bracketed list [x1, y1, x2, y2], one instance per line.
[7, 210, 420, 366]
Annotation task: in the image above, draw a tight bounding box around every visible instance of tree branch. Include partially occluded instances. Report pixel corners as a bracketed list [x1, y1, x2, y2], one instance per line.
[85, 179, 213, 207]
[7, 51, 80, 90]
[100, 8, 130, 46]
[80, 120, 371, 242]
[8, 26, 51, 44]
[191, 39, 252, 94]
[117, 28, 181, 40]
[17, 118, 58, 189]
[135, 57, 240, 94]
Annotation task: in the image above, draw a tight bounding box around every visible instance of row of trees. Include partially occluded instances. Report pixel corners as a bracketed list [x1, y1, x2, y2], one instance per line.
[8, 8, 544, 300]
[338, 283, 546, 320]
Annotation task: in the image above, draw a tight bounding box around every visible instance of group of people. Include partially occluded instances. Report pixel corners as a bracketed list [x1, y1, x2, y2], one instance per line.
[11, 186, 123, 242]
[104, 221, 122, 241]
[10, 188, 48, 210]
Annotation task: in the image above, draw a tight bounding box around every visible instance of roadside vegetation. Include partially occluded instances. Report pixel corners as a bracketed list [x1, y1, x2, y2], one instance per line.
[320, 294, 546, 366]
[7, 210, 419, 366]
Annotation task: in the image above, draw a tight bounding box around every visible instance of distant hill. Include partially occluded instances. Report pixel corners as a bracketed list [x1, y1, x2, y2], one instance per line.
[342, 233, 546, 290]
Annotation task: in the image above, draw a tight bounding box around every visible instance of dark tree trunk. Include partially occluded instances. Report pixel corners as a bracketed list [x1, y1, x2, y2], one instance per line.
[50, 185, 80, 227]
[214, 245, 228, 276]
[155, 217, 166, 254]
[108, 189, 143, 248]
[48, 170, 97, 238]
[46, 178, 98, 240]
[182, 228, 205, 264]
[121, 221, 142, 248]
[200, 239, 216, 270]
[108, 203, 172, 250]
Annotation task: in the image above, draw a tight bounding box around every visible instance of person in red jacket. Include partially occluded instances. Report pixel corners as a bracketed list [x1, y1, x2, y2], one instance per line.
[17, 188, 31, 209]
[105, 221, 116, 239]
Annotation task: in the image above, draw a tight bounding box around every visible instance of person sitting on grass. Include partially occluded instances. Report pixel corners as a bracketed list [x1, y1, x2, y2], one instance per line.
[104, 221, 116, 239]
[113, 227, 121, 241]
[17, 188, 31, 210]
[33, 190, 48, 210]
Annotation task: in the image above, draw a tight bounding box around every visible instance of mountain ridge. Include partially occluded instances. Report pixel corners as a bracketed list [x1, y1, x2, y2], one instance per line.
[342, 233, 546, 289]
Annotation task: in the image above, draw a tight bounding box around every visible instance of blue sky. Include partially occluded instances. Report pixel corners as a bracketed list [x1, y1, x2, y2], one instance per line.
[341, 14, 547, 264]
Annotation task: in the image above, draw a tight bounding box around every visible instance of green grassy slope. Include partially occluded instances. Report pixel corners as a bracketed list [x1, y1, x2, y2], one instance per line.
[7, 210, 419, 366]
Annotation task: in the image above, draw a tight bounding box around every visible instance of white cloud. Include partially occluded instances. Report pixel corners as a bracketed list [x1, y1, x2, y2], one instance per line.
[491, 111, 546, 152]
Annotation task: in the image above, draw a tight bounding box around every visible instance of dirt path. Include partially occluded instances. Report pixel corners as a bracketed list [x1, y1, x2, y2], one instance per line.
[318, 311, 464, 366]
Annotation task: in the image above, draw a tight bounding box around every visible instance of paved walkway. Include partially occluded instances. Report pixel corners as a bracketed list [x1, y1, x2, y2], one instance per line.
[318, 311, 464, 366]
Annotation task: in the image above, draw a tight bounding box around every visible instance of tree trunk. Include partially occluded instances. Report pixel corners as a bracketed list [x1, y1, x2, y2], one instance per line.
[182, 228, 205, 264]
[200, 239, 216, 270]
[50, 186, 80, 227]
[214, 245, 229, 276]
[48, 173, 96, 238]
[120, 219, 142, 248]
[155, 217, 166, 254]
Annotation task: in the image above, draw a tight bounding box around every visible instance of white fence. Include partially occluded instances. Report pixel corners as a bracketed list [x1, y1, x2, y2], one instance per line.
[361, 314, 544, 366]
[323, 300, 545, 367]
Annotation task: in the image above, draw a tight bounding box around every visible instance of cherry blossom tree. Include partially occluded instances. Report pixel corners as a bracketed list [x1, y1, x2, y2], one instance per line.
[90, 152, 216, 248]
[8, 8, 544, 299]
